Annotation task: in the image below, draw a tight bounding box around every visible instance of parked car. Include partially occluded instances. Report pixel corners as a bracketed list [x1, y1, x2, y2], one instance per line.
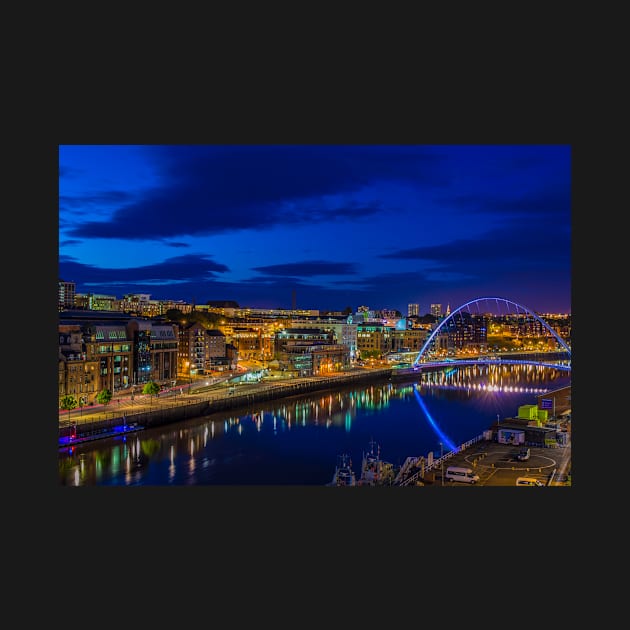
[516, 476, 543, 486]
[516, 447, 530, 461]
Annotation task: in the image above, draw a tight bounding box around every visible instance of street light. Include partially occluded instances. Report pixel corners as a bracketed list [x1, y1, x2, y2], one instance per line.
[439, 441, 444, 486]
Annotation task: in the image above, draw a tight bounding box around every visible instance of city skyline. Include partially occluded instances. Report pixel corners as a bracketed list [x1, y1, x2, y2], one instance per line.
[59, 145, 571, 314]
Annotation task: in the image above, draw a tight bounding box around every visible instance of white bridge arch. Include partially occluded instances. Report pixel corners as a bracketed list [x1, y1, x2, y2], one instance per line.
[413, 296, 571, 366]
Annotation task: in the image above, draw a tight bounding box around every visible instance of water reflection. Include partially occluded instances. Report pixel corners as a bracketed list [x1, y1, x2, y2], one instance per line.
[59, 364, 569, 486]
[413, 385, 458, 452]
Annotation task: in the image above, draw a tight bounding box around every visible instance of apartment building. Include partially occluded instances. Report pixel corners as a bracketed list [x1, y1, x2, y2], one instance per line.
[58, 311, 178, 406]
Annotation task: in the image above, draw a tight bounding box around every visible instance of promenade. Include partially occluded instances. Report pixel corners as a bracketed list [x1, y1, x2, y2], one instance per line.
[59, 367, 393, 432]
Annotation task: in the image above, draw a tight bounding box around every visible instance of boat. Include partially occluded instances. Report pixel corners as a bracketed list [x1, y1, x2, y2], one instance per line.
[58, 418, 144, 449]
[357, 439, 396, 486]
[327, 453, 357, 486]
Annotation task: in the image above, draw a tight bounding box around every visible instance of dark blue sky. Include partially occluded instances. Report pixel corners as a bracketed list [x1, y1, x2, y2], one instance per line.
[58, 145, 571, 314]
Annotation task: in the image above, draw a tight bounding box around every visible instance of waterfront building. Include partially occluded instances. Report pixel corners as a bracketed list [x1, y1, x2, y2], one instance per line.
[356, 323, 392, 358]
[289, 317, 358, 361]
[58, 314, 134, 403]
[58, 324, 100, 406]
[224, 325, 268, 362]
[58, 311, 178, 404]
[132, 320, 178, 384]
[274, 328, 350, 376]
[389, 327, 429, 353]
[178, 322, 228, 376]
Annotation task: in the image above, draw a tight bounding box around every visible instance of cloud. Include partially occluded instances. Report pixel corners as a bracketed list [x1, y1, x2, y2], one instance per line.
[59, 239, 82, 247]
[379, 215, 570, 272]
[59, 254, 229, 288]
[60, 145, 448, 241]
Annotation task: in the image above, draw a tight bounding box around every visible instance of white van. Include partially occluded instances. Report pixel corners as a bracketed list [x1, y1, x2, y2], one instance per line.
[445, 466, 480, 484]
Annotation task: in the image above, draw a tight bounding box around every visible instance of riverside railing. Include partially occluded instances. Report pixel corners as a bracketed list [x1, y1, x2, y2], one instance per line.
[395, 434, 487, 486]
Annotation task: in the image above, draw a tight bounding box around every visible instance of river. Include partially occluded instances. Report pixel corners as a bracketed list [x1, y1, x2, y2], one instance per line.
[58, 363, 570, 486]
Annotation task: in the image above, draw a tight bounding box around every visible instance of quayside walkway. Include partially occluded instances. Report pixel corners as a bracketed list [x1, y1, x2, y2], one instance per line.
[59, 368, 393, 440]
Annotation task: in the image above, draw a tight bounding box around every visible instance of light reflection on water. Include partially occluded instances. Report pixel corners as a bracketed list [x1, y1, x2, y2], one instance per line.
[59, 364, 570, 486]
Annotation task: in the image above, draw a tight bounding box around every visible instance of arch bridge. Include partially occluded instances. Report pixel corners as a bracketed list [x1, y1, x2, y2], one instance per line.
[412, 297, 571, 370]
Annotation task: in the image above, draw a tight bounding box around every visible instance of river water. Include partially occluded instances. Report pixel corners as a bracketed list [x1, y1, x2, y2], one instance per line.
[58, 364, 570, 486]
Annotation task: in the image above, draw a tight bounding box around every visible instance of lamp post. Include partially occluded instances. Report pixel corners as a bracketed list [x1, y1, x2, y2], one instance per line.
[439, 441, 444, 486]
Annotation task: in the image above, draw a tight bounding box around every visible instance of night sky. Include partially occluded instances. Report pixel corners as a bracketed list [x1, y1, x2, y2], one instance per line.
[58, 144, 571, 315]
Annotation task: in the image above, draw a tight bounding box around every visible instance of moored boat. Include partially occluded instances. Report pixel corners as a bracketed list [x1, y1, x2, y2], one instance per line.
[327, 453, 357, 486]
[58, 419, 144, 449]
[358, 439, 396, 486]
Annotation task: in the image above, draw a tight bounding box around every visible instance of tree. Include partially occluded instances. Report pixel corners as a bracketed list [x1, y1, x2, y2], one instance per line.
[96, 388, 113, 406]
[60, 394, 78, 412]
[165, 308, 185, 322]
[143, 381, 160, 399]
[165, 309, 223, 329]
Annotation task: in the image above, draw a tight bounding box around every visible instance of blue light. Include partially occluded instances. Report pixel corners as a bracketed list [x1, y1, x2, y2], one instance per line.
[412, 384, 457, 452]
